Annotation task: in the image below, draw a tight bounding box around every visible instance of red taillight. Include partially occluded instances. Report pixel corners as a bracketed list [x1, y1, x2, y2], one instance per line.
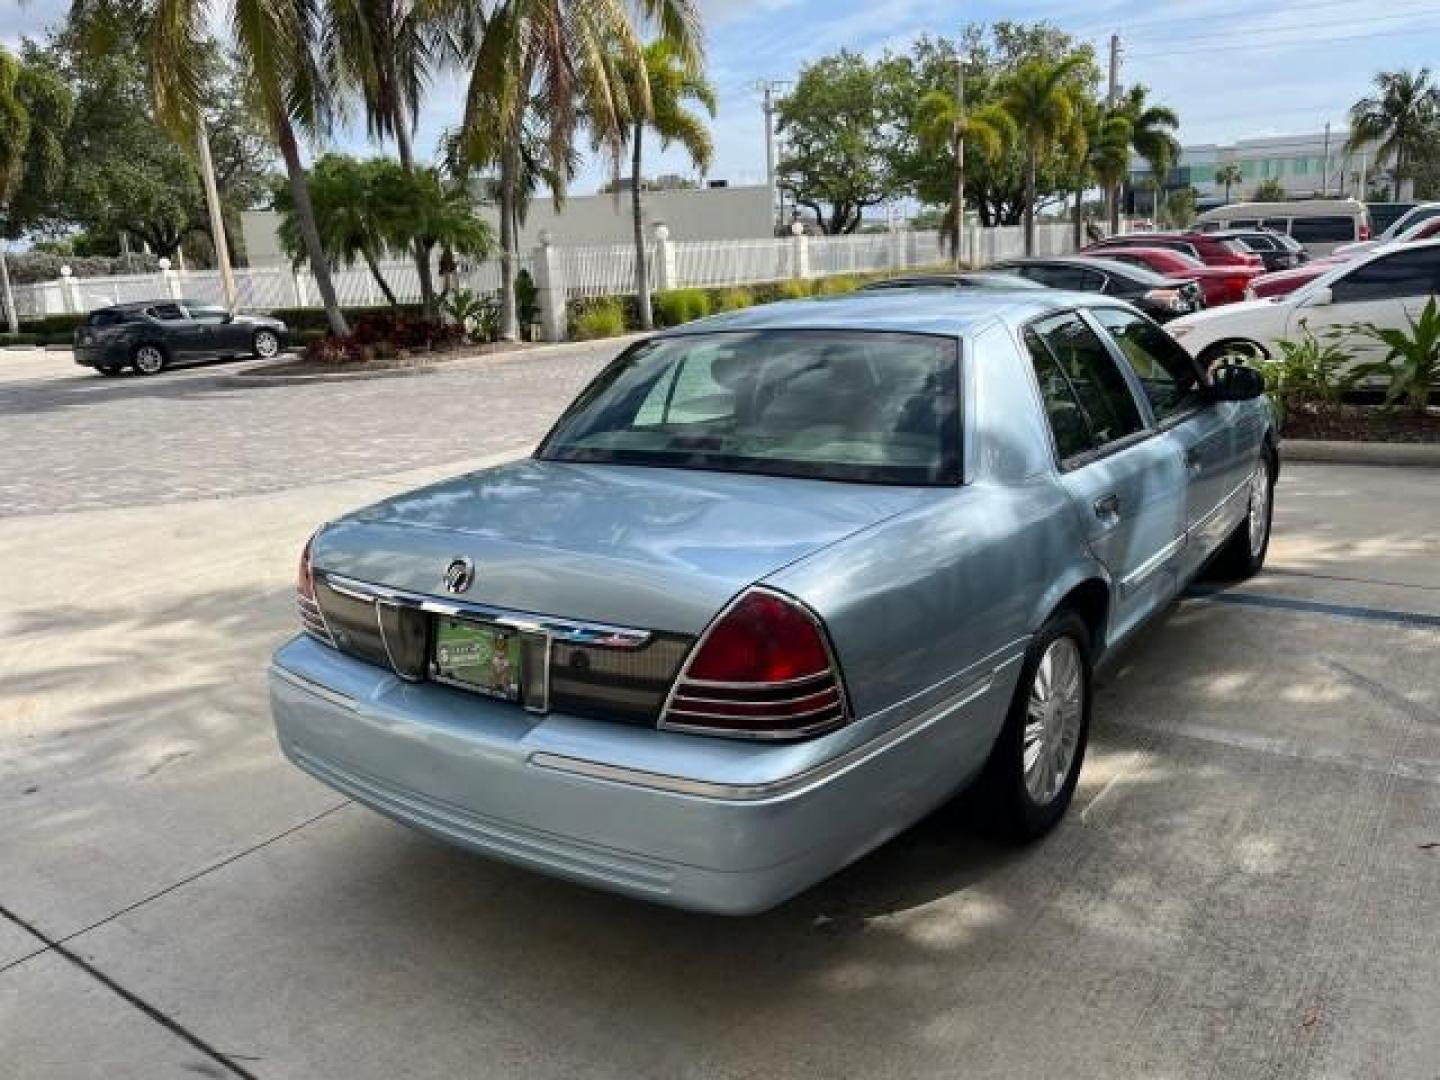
[296, 532, 331, 642]
[662, 589, 848, 739]
[1359, 224, 1371, 241]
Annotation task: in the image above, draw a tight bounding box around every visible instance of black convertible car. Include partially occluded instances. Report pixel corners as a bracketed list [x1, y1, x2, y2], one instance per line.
[73, 300, 288, 376]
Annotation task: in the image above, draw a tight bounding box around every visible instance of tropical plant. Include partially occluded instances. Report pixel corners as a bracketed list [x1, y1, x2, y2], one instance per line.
[0, 47, 73, 237]
[1160, 185, 1198, 229]
[1112, 84, 1179, 232]
[1254, 178, 1286, 202]
[440, 286, 497, 340]
[573, 298, 627, 339]
[457, 0, 701, 342]
[1068, 97, 1129, 248]
[999, 55, 1087, 255]
[1347, 69, 1440, 200]
[367, 162, 495, 286]
[1258, 329, 1355, 426]
[617, 39, 716, 329]
[653, 286, 710, 326]
[1350, 296, 1440, 413]
[1215, 162, 1243, 203]
[74, 0, 352, 335]
[273, 155, 398, 305]
[914, 60, 1015, 263]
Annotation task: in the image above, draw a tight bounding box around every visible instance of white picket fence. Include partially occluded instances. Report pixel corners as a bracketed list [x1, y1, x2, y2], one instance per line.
[7, 222, 1077, 329]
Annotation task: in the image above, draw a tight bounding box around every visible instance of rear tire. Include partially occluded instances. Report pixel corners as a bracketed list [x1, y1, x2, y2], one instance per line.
[131, 343, 167, 376]
[1209, 450, 1275, 581]
[1198, 340, 1266, 370]
[982, 609, 1092, 840]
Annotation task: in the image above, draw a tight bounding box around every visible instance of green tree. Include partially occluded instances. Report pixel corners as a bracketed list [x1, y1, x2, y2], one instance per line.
[369, 162, 494, 291]
[914, 60, 1014, 263]
[1161, 185, 1198, 229]
[1215, 162, 1243, 203]
[1000, 55, 1087, 255]
[1112, 84, 1179, 231]
[777, 50, 910, 234]
[457, 0, 701, 339]
[620, 40, 715, 329]
[82, 0, 354, 335]
[1347, 68, 1440, 199]
[1254, 177, 1286, 201]
[1068, 99, 1129, 248]
[0, 48, 73, 244]
[273, 155, 399, 304]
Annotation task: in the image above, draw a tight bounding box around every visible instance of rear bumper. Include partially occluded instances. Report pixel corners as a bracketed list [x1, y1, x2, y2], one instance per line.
[270, 635, 1018, 914]
[73, 341, 128, 367]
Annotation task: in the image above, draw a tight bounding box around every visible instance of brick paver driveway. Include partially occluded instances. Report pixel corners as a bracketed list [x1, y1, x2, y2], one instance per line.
[0, 343, 620, 516]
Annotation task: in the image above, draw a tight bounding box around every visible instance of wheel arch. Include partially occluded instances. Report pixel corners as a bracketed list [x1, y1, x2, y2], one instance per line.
[1032, 567, 1112, 660]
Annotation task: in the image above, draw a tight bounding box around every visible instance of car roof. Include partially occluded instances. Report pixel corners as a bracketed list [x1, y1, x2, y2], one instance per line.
[655, 288, 1131, 339]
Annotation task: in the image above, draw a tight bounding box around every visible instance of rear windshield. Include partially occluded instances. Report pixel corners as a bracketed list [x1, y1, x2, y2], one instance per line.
[538, 330, 961, 485]
[1290, 217, 1357, 243]
[87, 309, 130, 326]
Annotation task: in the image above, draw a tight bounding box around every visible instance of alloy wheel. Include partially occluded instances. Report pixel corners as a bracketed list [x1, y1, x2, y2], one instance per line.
[133, 345, 165, 375]
[1248, 466, 1271, 557]
[1022, 637, 1084, 806]
[254, 330, 279, 358]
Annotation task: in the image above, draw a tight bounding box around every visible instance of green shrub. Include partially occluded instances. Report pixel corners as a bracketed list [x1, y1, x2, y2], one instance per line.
[1258, 331, 1355, 428]
[1350, 296, 1440, 414]
[653, 288, 712, 327]
[17, 313, 86, 336]
[712, 286, 755, 312]
[0, 333, 41, 346]
[775, 279, 813, 301]
[814, 274, 863, 296]
[573, 300, 627, 340]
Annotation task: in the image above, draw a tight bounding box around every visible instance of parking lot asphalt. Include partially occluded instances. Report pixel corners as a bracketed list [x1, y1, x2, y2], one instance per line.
[2, 345, 1438, 1079]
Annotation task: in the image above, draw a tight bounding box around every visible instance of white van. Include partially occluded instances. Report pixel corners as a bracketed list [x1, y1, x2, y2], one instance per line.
[1195, 198, 1371, 255]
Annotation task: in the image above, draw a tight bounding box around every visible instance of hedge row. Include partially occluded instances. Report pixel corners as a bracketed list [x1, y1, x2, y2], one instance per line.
[566, 270, 904, 340]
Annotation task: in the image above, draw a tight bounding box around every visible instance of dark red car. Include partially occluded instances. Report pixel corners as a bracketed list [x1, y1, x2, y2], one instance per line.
[1248, 258, 1346, 299]
[1083, 232, 1264, 270]
[1085, 246, 1261, 306]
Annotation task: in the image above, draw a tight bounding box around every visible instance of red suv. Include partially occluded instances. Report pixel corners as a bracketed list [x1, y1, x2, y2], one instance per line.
[1085, 246, 1261, 306]
[1083, 232, 1264, 269]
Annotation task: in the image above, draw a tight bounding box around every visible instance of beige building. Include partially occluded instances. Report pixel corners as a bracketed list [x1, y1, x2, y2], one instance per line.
[241, 183, 775, 266]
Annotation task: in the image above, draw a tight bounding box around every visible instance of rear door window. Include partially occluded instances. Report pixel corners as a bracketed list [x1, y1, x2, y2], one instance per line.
[1024, 314, 1147, 463]
[146, 303, 186, 321]
[1019, 264, 1106, 291]
[1290, 216, 1357, 243]
[1331, 247, 1440, 302]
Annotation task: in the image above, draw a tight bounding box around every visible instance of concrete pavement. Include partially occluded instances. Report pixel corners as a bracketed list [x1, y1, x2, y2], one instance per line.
[2, 344, 1438, 1079]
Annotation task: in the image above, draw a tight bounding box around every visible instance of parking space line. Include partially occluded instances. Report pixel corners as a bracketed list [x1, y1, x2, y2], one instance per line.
[0, 903, 261, 1079]
[1184, 587, 1440, 630]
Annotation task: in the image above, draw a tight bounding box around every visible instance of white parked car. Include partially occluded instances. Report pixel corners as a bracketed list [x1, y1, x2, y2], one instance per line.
[1166, 238, 1440, 369]
[1332, 206, 1440, 258]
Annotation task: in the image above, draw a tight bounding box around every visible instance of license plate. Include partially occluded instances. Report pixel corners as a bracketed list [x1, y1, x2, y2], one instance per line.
[430, 617, 522, 702]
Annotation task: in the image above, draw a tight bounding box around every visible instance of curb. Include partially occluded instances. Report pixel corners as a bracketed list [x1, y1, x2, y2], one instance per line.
[220, 333, 645, 386]
[1282, 439, 1440, 467]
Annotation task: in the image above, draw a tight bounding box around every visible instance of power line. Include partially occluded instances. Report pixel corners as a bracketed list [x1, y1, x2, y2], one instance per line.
[1123, 6, 1440, 50]
[1126, 21, 1440, 58]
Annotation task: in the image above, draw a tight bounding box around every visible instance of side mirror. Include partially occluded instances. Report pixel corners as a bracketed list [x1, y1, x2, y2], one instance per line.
[1210, 363, 1266, 402]
[1304, 286, 1333, 307]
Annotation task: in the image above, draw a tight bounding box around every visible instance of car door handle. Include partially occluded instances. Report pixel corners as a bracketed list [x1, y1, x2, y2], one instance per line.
[1093, 494, 1121, 521]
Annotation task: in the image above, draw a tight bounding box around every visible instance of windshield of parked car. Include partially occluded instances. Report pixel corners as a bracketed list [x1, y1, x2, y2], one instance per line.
[538, 330, 961, 485]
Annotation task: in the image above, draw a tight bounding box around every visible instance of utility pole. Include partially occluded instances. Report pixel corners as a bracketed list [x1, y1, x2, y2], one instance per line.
[1321, 121, 1331, 198]
[1107, 33, 1122, 233]
[196, 116, 238, 311]
[954, 48, 966, 267]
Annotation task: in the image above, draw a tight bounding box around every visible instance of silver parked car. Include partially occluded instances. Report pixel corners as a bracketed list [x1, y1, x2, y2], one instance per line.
[270, 290, 1275, 914]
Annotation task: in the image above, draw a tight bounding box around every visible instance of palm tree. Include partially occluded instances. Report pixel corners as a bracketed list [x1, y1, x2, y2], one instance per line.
[1000, 55, 1087, 256]
[457, 0, 701, 341]
[1069, 98, 1129, 249]
[620, 40, 715, 330]
[370, 162, 494, 289]
[1348, 68, 1440, 200]
[73, 0, 352, 335]
[274, 154, 399, 304]
[1215, 162, 1243, 203]
[329, 0, 449, 316]
[915, 67, 1013, 266]
[1111, 85, 1180, 232]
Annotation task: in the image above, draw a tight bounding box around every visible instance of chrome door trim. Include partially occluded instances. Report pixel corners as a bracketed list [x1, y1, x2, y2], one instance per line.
[1119, 532, 1188, 594]
[319, 572, 653, 649]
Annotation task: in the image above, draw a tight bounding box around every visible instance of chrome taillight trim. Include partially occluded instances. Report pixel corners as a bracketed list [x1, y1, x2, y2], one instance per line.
[658, 586, 853, 742]
[297, 593, 334, 646]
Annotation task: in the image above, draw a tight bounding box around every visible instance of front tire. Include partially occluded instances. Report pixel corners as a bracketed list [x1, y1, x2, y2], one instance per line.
[131, 343, 167, 376]
[984, 610, 1092, 840]
[252, 329, 281, 359]
[1210, 451, 1276, 580]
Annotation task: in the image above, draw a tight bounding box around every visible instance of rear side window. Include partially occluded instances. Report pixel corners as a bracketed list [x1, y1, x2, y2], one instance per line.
[1290, 217, 1357, 243]
[1018, 264, 1105, 291]
[146, 303, 186, 321]
[1331, 247, 1440, 302]
[1023, 315, 1146, 464]
[88, 310, 126, 327]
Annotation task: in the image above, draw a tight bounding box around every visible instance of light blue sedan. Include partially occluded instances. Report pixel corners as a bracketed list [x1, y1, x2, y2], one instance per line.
[270, 289, 1275, 914]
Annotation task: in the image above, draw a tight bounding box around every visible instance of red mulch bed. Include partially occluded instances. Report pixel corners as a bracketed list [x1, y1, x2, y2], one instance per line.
[1282, 406, 1440, 443]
